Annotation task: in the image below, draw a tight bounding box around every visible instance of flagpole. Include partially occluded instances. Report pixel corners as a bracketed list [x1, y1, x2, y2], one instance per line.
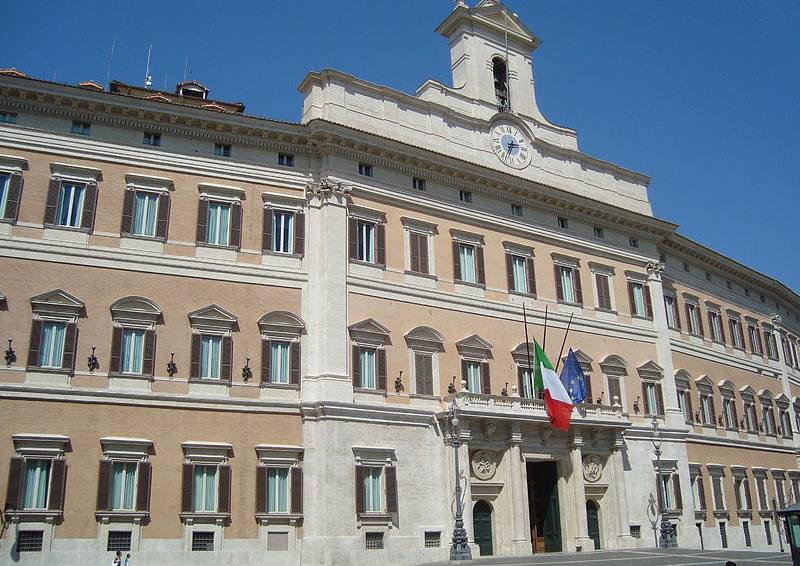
[542, 304, 549, 353]
[523, 304, 533, 383]
[554, 312, 574, 372]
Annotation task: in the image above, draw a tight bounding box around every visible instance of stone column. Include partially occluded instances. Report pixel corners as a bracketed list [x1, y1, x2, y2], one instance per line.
[508, 426, 530, 555]
[611, 432, 635, 548]
[570, 432, 594, 551]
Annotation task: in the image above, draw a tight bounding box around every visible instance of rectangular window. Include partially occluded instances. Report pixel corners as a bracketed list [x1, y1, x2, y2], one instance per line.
[17, 531, 44, 553]
[593, 226, 605, 238]
[267, 468, 289, 513]
[664, 296, 678, 328]
[110, 462, 137, 511]
[206, 201, 231, 246]
[458, 243, 477, 284]
[630, 525, 641, 539]
[357, 220, 376, 263]
[107, 531, 132, 552]
[511, 204, 522, 217]
[56, 182, 86, 227]
[629, 237, 639, 248]
[70, 120, 91, 135]
[595, 273, 612, 311]
[132, 192, 160, 237]
[700, 394, 714, 425]
[557, 217, 568, 229]
[765, 520, 773, 545]
[365, 532, 384, 550]
[192, 465, 217, 512]
[142, 132, 161, 146]
[22, 459, 51, 509]
[765, 331, 778, 359]
[408, 232, 429, 275]
[272, 211, 294, 254]
[723, 398, 736, 429]
[0, 111, 18, 124]
[630, 282, 647, 317]
[730, 319, 744, 349]
[643, 382, 659, 415]
[519, 366, 534, 399]
[559, 266, 577, 304]
[466, 361, 481, 394]
[358, 162, 373, 177]
[191, 531, 215, 551]
[709, 311, 724, 342]
[745, 402, 757, 432]
[214, 143, 231, 157]
[363, 467, 382, 513]
[39, 321, 66, 368]
[719, 522, 728, 549]
[270, 341, 290, 384]
[687, 303, 701, 336]
[199, 335, 222, 380]
[424, 531, 441, 548]
[413, 177, 426, 191]
[0, 173, 9, 218]
[278, 153, 294, 167]
[712, 476, 725, 510]
[776, 479, 786, 507]
[510, 255, 528, 294]
[459, 190, 472, 203]
[359, 348, 377, 389]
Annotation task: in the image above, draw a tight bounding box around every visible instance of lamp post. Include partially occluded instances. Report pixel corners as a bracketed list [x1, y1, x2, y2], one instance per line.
[446, 397, 472, 560]
[774, 497, 785, 553]
[651, 416, 677, 548]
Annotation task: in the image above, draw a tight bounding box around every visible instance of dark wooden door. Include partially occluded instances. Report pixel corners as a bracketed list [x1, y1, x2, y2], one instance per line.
[473, 500, 493, 556]
[586, 499, 601, 550]
[528, 461, 562, 553]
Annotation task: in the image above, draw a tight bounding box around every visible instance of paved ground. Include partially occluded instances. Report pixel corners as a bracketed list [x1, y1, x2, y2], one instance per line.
[423, 548, 792, 566]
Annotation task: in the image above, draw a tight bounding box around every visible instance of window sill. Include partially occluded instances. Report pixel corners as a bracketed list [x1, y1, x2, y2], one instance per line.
[453, 280, 485, 289]
[409, 393, 440, 401]
[188, 378, 232, 385]
[95, 510, 149, 524]
[26, 366, 71, 375]
[108, 372, 154, 381]
[736, 510, 753, 519]
[260, 382, 300, 390]
[404, 270, 436, 280]
[43, 223, 92, 234]
[596, 308, 618, 315]
[120, 232, 165, 243]
[663, 510, 682, 519]
[196, 242, 240, 252]
[357, 512, 393, 528]
[0, 217, 16, 225]
[255, 512, 303, 526]
[5, 509, 62, 523]
[758, 510, 774, 518]
[350, 259, 385, 270]
[694, 510, 707, 521]
[631, 315, 653, 321]
[712, 510, 730, 519]
[263, 250, 303, 260]
[179, 512, 230, 526]
[557, 300, 583, 308]
[354, 387, 387, 396]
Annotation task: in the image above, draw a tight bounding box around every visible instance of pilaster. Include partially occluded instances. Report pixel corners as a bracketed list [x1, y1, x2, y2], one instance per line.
[507, 425, 531, 555]
[569, 432, 594, 551]
[611, 432, 636, 548]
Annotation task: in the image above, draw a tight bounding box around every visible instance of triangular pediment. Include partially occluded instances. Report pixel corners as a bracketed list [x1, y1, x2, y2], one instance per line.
[188, 304, 238, 324]
[775, 393, 790, 406]
[473, 1, 537, 44]
[637, 360, 663, 380]
[30, 289, 84, 309]
[348, 318, 390, 336]
[694, 375, 714, 388]
[456, 334, 493, 352]
[717, 379, 736, 392]
[564, 349, 593, 365]
[739, 385, 756, 397]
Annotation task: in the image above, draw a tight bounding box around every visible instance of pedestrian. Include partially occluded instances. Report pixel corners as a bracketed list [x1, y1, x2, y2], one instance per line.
[124, 552, 131, 566]
[111, 550, 122, 566]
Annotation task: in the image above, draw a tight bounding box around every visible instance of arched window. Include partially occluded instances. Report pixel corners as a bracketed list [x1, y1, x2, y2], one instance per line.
[599, 355, 628, 408]
[492, 57, 509, 111]
[404, 326, 444, 397]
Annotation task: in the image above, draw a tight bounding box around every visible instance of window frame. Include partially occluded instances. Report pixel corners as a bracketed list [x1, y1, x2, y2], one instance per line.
[142, 131, 161, 146]
[213, 143, 231, 157]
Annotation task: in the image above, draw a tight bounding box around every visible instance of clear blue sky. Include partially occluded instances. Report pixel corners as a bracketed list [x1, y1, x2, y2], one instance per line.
[4, 1, 799, 291]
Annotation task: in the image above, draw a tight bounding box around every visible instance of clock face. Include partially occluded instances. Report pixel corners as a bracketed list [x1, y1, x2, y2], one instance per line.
[490, 122, 532, 169]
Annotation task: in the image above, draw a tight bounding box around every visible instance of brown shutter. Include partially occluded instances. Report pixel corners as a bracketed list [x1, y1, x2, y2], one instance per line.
[481, 362, 491, 395]
[80, 183, 98, 231]
[644, 285, 654, 318]
[573, 270, 583, 304]
[697, 309, 705, 338]
[181, 463, 194, 512]
[424, 354, 433, 396]
[348, 218, 358, 260]
[729, 319, 736, 347]
[26, 319, 43, 367]
[142, 330, 156, 376]
[554, 265, 564, 301]
[642, 382, 651, 414]
[155, 192, 170, 240]
[585, 374, 593, 403]
[608, 376, 621, 406]
[5, 457, 24, 510]
[355, 466, 365, 514]
[656, 384, 665, 415]
[120, 190, 135, 234]
[656, 474, 665, 510]
[596, 274, 609, 310]
[717, 315, 726, 344]
[685, 304, 692, 334]
[291, 467, 303, 514]
[526, 257, 537, 296]
[452, 241, 461, 281]
[731, 401, 739, 428]
[685, 391, 693, 421]
[734, 480, 742, 510]
[4, 173, 23, 221]
[109, 327, 123, 374]
[672, 299, 681, 330]
[377, 349, 387, 391]
[410, 233, 420, 274]
[195, 199, 209, 243]
[221, 336, 233, 382]
[376, 223, 386, 265]
[476, 246, 485, 285]
[505, 254, 515, 291]
[294, 212, 305, 257]
[419, 234, 429, 275]
[48, 459, 67, 511]
[627, 282, 637, 316]
[190, 334, 201, 379]
[260, 339, 271, 384]
[352, 346, 360, 387]
[229, 203, 242, 250]
[385, 466, 398, 514]
[136, 461, 152, 512]
[43, 179, 60, 225]
[218, 464, 231, 513]
[673, 475, 683, 510]
[697, 477, 707, 510]
[262, 208, 273, 252]
[710, 397, 717, 425]
[255, 466, 267, 514]
[518, 367, 526, 397]
[743, 480, 752, 510]
[62, 322, 78, 372]
[415, 353, 426, 395]
[290, 342, 301, 385]
[461, 359, 468, 385]
[96, 460, 112, 511]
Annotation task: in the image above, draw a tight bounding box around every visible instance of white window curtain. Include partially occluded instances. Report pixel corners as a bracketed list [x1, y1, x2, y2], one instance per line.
[665, 297, 676, 327]
[56, 182, 85, 227]
[358, 221, 375, 262]
[711, 313, 723, 341]
[660, 474, 673, 508]
[632, 283, 645, 316]
[193, 465, 217, 512]
[270, 341, 290, 384]
[200, 335, 222, 379]
[688, 305, 700, 334]
[267, 467, 289, 513]
[459, 244, 476, 283]
[512, 256, 527, 293]
[272, 211, 294, 254]
[121, 328, 145, 374]
[111, 461, 137, 510]
[39, 321, 66, 368]
[645, 383, 657, 413]
[560, 266, 574, 303]
[520, 366, 534, 399]
[0, 173, 9, 217]
[132, 192, 159, 236]
[206, 202, 231, 246]
[467, 361, 481, 393]
[701, 395, 713, 424]
[359, 348, 376, 389]
[363, 467, 382, 513]
[22, 459, 51, 509]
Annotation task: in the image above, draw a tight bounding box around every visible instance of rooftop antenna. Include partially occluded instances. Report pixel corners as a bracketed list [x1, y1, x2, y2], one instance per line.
[144, 44, 153, 89]
[105, 34, 117, 89]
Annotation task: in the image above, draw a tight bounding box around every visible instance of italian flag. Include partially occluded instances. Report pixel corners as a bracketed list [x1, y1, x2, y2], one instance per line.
[533, 340, 574, 431]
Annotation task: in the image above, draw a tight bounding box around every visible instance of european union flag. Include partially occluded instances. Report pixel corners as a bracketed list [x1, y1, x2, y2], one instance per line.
[559, 348, 587, 404]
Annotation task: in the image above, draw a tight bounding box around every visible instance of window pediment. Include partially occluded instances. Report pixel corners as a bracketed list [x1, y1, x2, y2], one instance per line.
[110, 296, 163, 328]
[717, 379, 736, 395]
[502, 241, 533, 257]
[561, 349, 593, 374]
[258, 311, 306, 340]
[694, 375, 714, 391]
[0, 154, 27, 172]
[124, 173, 174, 192]
[758, 389, 775, 403]
[30, 289, 85, 321]
[349, 205, 386, 224]
[404, 326, 444, 353]
[198, 183, 245, 202]
[512, 342, 536, 365]
[12, 433, 71, 457]
[352, 446, 396, 466]
[50, 162, 102, 183]
[100, 437, 155, 459]
[349, 318, 391, 346]
[401, 216, 438, 234]
[188, 304, 239, 334]
[637, 360, 663, 381]
[181, 441, 233, 463]
[450, 229, 484, 245]
[674, 369, 692, 388]
[255, 445, 303, 466]
[775, 393, 790, 407]
[551, 253, 580, 268]
[456, 334, 493, 359]
[599, 355, 628, 376]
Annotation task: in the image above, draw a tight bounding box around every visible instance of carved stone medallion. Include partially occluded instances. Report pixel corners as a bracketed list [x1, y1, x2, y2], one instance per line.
[582, 454, 603, 483]
[471, 450, 498, 481]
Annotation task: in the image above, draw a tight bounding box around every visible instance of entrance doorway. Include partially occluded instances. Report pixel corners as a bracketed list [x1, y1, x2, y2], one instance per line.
[527, 461, 562, 553]
[473, 500, 493, 556]
[586, 500, 601, 550]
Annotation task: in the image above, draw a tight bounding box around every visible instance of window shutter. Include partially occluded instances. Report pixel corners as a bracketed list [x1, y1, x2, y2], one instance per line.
[481, 362, 491, 395]
[261, 339, 271, 385]
[685, 304, 692, 334]
[290, 342, 301, 385]
[718, 315, 726, 344]
[734, 481, 742, 510]
[142, 330, 156, 376]
[574, 270, 583, 304]
[585, 374, 593, 403]
[505, 254, 515, 291]
[376, 223, 386, 265]
[423, 354, 433, 396]
[377, 349, 387, 391]
[728, 320, 736, 346]
[120, 190, 135, 235]
[4, 173, 23, 221]
[352, 346, 360, 388]
[229, 203, 242, 250]
[461, 359, 468, 387]
[672, 300, 681, 330]
[80, 183, 98, 231]
[608, 376, 621, 406]
[644, 286, 654, 318]
[26, 319, 43, 367]
[218, 464, 231, 513]
[110, 327, 123, 374]
[476, 246, 486, 285]
[685, 392, 693, 421]
[255, 466, 267, 514]
[418, 234, 429, 275]
[5, 457, 24, 510]
[195, 200, 209, 244]
[43, 179, 60, 225]
[96, 460, 112, 511]
[517, 367, 526, 397]
[410, 233, 420, 274]
[743, 480, 752, 510]
[262, 208, 273, 252]
[452, 241, 461, 281]
[656, 474, 666, 511]
[554, 265, 564, 301]
[731, 402, 739, 427]
[673, 475, 683, 510]
[697, 309, 705, 338]
[136, 461, 152, 512]
[355, 466, 365, 515]
[627, 282, 636, 316]
[221, 336, 233, 382]
[181, 463, 194, 512]
[385, 466, 398, 514]
[190, 334, 201, 379]
[151, 192, 170, 240]
[710, 397, 717, 425]
[641, 382, 651, 414]
[62, 322, 78, 372]
[656, 384, 665, 415]
[596, 274, 610, 310]
[48, 459, 67, 511]
[291, 467, 303, 514]
[415, 353, 426, 395]
[294, 212, 305, 257]
[526, 257, 537, 296]
[348, 218, 358, 260]
[697, 477, 707, 510]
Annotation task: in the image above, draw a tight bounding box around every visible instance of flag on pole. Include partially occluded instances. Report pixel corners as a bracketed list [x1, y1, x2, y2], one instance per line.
[533, 340, 574, 431]
[560, 348, 587, 404]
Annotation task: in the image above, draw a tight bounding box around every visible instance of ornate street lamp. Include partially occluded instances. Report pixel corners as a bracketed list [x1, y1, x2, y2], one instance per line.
[651, 416, 677, 548]
[446, 397, 472, 560]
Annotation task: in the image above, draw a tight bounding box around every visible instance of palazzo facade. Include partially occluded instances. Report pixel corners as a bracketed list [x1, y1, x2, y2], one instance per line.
[0, 2, 799, 565]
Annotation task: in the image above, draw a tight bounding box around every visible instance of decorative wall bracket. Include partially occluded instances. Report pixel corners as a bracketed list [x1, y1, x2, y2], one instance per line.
[4, 338, 16, 366]
[166, 352, 178, 378]
[394, 370, 404, 393]
[242, 357, 253, 382]
[87, 346, 99, 372]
